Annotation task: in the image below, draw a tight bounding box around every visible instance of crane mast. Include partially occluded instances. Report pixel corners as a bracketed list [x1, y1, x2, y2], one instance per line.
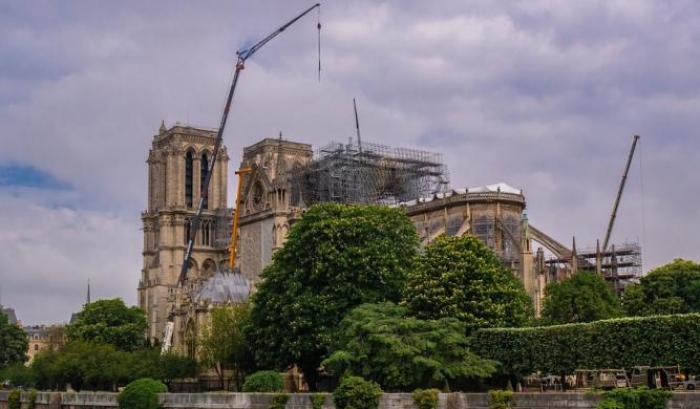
[162, 3, 321, 354]
[603, 135, 640, 252]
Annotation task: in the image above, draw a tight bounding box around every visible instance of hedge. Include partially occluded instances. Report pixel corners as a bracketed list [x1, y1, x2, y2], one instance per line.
[242, 370, 284, 392]
[471, 313, 700, 376]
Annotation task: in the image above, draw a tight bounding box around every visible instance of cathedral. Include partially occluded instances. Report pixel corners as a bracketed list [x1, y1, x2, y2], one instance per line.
[140, 123, 580, 353]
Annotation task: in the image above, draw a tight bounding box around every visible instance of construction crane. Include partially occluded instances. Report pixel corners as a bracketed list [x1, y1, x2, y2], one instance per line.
[603, 135, 640, 252]
[228, 164, 259, 270]
[161, 3, 321, 354]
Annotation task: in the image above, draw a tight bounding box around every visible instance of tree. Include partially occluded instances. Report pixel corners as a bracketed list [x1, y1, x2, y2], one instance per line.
[198, 304, 250, 390]
[322, 303, 496, 391]
[66, 299, 147, 351]
[403, 235, 532, 333]
[541, 271, 623, 324]
[0, 313, 27, 369]
[623, 259, 700, 316]
[248, 204, 419, 388]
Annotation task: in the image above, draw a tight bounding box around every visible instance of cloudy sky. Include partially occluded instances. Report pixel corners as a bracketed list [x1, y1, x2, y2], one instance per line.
[1, 0, 699, 324]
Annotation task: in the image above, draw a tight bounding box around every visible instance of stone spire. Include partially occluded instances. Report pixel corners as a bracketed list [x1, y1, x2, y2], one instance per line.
[86, 278, 91, 305]
[159, 120, 167, 134]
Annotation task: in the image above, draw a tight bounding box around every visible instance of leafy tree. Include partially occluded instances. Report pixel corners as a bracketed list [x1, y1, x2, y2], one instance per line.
[541, 271, 623, 324]
[198, 304, 250, 389]
[404, 235, 532, 333]
[0, 313, 27, 369]
[0, 363, 36, 387]
[623, 259, 700, 316]
[322, 303, 496, 391]
[66, 299, 147, 351]
[31, 341, 129, 391]
[248, 204, 419, 388]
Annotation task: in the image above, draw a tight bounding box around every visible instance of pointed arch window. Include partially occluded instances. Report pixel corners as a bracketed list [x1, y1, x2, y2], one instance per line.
[185, 151, 194, 207]
[201, 153, 209, 209]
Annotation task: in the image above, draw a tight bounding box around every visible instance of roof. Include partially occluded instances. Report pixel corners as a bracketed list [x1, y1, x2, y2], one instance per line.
[195, 272, 250, 304]
[396, 182, 523, 207]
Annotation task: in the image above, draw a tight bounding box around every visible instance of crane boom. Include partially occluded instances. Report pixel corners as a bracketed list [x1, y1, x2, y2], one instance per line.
[603, 135, 640, 252]
[177, 3, 321, 287]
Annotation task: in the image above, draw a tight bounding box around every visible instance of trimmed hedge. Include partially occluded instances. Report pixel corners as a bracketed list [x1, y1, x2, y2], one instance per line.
[117, 378, 167, 409]
[412, 388, 439, 409]
[471, 314, 700, 376]
[334, 376, 383, 409]
[598, 388, 671, 409]
[242, 370, 284, 392]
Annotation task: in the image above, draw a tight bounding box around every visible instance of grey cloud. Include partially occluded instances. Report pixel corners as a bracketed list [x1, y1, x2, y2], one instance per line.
[1, 0, 699, 323]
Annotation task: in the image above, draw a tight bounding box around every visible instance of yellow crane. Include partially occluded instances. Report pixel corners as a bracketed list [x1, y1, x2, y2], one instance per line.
[228, 165, 257, 270]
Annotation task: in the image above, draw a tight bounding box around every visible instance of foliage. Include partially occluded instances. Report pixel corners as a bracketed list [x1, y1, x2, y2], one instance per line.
[311, 394, 327, 409]
[66, 299, 147, 351]
[541, 272, 623, 324]
[27, 389, 38, 409]
[471, 313, 700, 378]
[30, 342, 195, 391]
[333, 376, 383, 409]
[597, 388, 671, 409]
[488, 390, 513, 409]
[322, 303, 496, 391]
[198, 304, 249, 389]
[0, 313, 28, 369]
[412, 388, 440, 409]
[117, 378, 167, 409]
[242, 370, 284, 392]
[623, 259, 700, 316]
[271, 393, 290, 409]
[7, 389, 20, 409]
[404, 235, 532, 333]
[0, 363, 36, 387]
[248, 204, 419, 386]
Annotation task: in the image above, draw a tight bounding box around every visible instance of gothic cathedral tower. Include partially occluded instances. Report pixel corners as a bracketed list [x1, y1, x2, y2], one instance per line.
[139, 123, 230, 343]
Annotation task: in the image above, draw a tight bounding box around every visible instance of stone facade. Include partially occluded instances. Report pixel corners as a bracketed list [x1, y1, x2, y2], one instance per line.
[23, 325, 65, 364]
[139, 124, 232, 346]
[237, 138, 313, 283]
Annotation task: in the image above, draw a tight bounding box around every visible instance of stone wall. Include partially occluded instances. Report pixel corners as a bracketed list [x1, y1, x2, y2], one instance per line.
[1, 391, 699, 409]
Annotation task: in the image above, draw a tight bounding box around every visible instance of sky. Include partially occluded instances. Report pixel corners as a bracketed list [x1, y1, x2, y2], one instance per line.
[1, 0, 699, 325]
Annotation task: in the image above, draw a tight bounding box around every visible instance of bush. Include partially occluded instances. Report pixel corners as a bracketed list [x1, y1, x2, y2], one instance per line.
[412, 389, 440, 409]
[334, 376, 383, 409]
[488, 390, 513, 409]
[311, 394, 327, 409]
[7, 390, 21, 409]
[242, 370, 284, 392]
[27, 389, 38, 409]
[597, 388, 671, 409]
[1, 363, 35, 388]
[471, 313, 700, 377]
[117, 378, 167, 409]
[271, 393, 289, 409]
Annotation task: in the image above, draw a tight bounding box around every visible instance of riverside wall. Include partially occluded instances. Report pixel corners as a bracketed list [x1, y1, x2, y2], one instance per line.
[1, 391, 700, 409]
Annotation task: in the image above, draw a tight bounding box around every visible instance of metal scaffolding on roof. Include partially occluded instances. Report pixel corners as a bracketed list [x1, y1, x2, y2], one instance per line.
[289, 140, 449, 206]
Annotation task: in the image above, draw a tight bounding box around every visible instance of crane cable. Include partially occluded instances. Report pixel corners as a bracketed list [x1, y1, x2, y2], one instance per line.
[638, 138, 647, 271]
[317, 6, 322, 81]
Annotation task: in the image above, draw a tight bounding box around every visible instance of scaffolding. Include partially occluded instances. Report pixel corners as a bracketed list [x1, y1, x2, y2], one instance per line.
[544, 241, 642, 293]
[290, 140, 449, 206]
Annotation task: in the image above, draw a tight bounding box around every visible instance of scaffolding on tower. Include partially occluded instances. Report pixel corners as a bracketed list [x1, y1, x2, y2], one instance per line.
[289, 140, 449, 206]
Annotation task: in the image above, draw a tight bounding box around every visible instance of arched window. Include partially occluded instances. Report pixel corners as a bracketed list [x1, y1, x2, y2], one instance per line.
[184, 218, 191, 245]
[201, 153, 209, 209]
[185, 151, 194, 207]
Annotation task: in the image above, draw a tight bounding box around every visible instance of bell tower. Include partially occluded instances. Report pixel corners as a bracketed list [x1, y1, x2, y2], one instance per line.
[139, 123, 231, 342]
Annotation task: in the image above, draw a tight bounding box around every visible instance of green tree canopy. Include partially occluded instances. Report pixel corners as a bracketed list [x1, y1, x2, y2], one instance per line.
[403, 235, 532, 333]
[623, 259, 700, 316]
[541, 271, 623, 324]
[0, 313, 27, 369]
[66, 299, 147, 351]
[247, 203, 419, 387]
[322, 302, 496, 391]
[198, 304, 250, 389]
